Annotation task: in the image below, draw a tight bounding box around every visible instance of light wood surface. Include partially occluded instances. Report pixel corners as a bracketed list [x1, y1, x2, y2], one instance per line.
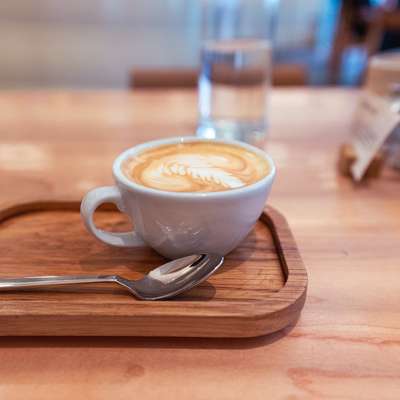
[0, 89, 400, 398]
[0, 202, 306, 337]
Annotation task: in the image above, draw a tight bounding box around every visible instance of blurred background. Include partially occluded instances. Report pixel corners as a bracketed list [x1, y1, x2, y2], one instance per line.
[0, 0, 399, 89]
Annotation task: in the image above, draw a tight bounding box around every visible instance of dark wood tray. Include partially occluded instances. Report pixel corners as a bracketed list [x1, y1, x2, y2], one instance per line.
[0, 200, 307, 337]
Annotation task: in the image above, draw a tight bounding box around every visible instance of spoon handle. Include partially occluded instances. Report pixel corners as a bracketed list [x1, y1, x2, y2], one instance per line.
[0, 275, 117, 290]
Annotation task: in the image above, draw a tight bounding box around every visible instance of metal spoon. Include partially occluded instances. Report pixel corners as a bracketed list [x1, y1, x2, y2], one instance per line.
[0, 254, 224, 300]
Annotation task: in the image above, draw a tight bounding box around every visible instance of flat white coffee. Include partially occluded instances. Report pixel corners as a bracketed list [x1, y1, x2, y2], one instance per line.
[122, 141, 270, 193]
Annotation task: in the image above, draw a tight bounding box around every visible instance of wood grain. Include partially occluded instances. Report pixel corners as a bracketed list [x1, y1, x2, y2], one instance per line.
[0, 201, 306, 337]
[0, 89, 399, 399]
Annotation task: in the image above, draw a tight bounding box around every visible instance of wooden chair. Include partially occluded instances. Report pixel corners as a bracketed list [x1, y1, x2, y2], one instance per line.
[364, 10, 400, 54]
[272, 64, 307, 86]
[130, 64, 307, 89]
[130, 68, 198, 89]
[329, 3, 400, 84]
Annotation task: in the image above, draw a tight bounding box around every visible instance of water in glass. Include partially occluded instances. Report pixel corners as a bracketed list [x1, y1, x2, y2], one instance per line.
[197, 38, 271, 148]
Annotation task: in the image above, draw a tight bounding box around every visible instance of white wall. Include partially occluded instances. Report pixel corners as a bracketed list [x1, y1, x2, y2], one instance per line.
[0, 0, 324, 88]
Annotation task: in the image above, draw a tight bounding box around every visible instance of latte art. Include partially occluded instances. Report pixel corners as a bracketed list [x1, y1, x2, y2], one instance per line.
[122, 142, 270, 193]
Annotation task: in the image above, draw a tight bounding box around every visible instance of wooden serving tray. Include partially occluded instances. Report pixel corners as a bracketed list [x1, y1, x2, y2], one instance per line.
[0, 201, 307, 337]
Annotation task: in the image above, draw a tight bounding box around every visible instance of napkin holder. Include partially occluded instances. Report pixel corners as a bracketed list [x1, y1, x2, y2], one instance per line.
[338, 143, 384, 180]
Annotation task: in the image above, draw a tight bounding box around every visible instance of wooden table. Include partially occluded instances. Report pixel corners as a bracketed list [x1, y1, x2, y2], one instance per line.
[0, 89, 399, 399]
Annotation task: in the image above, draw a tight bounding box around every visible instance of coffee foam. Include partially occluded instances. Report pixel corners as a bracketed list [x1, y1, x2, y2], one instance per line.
[122, 142, 270, 193]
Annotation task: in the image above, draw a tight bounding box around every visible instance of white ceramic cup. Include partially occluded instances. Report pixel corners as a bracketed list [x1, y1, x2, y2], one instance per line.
[80, 137, 276, 259]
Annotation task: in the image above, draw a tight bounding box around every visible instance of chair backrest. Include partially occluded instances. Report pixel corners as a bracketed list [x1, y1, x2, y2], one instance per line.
[130, 64, 307, 89]
[131, 68, 198, 89]
[272, 64, 307, 86]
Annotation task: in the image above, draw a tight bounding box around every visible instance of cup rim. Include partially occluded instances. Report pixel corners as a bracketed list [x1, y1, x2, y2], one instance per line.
[113, 136, 276, 199]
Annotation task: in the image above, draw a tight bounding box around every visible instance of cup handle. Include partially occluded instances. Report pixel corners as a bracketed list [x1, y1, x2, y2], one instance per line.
[80, 186, 146, 247]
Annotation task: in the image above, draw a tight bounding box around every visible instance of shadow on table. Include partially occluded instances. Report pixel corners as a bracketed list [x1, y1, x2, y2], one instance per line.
[0, 317, 299, 351]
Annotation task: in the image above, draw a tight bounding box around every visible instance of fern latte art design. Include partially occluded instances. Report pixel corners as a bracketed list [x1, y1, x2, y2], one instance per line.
[122, 141, 270, 192]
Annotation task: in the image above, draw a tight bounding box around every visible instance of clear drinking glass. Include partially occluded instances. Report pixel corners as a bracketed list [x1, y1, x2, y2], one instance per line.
[197, 0, 275, 148]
